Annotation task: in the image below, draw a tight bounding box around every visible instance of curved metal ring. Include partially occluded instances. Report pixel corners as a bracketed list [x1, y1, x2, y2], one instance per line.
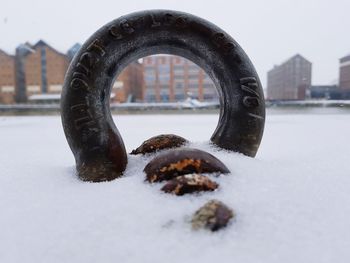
[61, 10, 265, 182]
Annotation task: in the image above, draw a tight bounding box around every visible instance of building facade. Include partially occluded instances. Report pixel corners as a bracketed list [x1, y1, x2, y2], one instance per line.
[267, 54, 312, 100]
[0, 41, 144, 104]
[23, 40, 69, 98]
[308, 85, 338, 99]
[111, 61, 144, 103]
[0, 49, 16, 104]
[143, 55, 217, 102]
[1, 45, 219, 104]
[339, 54, 350, 90]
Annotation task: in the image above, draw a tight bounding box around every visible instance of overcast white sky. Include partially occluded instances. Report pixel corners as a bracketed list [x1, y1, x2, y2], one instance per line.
[1, 0, 349, 86]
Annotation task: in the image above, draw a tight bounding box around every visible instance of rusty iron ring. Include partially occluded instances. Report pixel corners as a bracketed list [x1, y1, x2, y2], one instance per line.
[61, 10, 265, 182]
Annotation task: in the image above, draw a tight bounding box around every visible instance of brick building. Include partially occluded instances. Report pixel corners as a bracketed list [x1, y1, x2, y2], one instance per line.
[22, 40, 69, 98]
[111, 61, 144, 103]
[0, 49, 16, 104]
[339, 54, 350, 90]
[267, 54, 312, 100]
[143, 55, 217, 102]
[308, 85, 338, 99]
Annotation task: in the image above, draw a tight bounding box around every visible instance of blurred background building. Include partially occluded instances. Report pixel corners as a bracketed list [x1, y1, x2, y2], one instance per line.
[1, 41, 350, 104]
[143, 55, 217, 102]
[111, 61, 144, 103]
[0, 40, 145, 104]
[0, 49, 15, 104]
[267, 54, 312, 101]
[338, 54, 350, 99]
[23, 40, 69, 102]
[308, 85, 338, 99]
[339, 54, 350, 89]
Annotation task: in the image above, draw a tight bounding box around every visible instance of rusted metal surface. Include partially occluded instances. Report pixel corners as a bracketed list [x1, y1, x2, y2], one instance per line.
[131, 134, 187, 155]
[161, 174, 218, 195]
[191, 200, 234, 231]
[144, 148, 230, 183]
[61, 10, 265, 182]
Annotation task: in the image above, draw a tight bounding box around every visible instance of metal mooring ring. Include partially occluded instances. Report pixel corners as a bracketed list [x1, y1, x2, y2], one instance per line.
[61, 10, 265, 182]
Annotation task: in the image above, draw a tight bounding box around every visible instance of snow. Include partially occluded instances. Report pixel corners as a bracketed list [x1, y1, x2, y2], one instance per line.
[1, 110, 350, 263]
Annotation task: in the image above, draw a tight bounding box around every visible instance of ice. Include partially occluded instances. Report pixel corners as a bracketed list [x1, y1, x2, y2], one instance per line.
[1, 111, 350, 263]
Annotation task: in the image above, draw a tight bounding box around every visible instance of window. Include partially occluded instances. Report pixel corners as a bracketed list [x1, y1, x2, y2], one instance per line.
[188, 74, 198, 80]
[174, 75, 184, 80]
[188, 84, 198, 90]
[159, 75, 170, 84]
[175, 94, 185, 100]
[146, 94, 156, 102]
[158, 64, 170, 73]
[160, 93, 169, 102]
[174, 65, 184, 71]
[145, 88, 156, 96]
[175, 83, 184, 89]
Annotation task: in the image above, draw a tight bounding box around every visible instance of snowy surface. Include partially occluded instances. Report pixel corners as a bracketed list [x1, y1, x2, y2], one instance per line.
[1, 110, 350, 263]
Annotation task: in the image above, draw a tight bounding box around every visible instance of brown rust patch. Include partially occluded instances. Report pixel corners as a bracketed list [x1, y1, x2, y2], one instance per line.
[191, 200, 234, 231]
[144, 148, 230, 183]
[161, 174, 219, 196]
[130, 134, 188, 155]
[159, 159, 202, 173]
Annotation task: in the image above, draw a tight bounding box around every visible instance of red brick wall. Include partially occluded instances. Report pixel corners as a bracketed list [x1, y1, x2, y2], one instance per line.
[24, 45, 69, 96]
[24, 48, 42, 96]
[111, 62, 144, 103]
[340, 65, 350, 90]
[0, 50, 16, 104]
[46, 47, 69, 92]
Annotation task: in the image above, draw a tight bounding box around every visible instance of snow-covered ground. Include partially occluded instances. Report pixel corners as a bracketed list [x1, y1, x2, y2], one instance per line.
[1, 110, 350, 263]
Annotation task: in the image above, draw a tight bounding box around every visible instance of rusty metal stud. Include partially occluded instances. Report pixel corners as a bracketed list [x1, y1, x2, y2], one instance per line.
[61, 10, 265, 182]
[144, 148, 230, 183]
[161, 174, 219, 196]
[191, 200, 234, 231]
[131, 134, 188, 155]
